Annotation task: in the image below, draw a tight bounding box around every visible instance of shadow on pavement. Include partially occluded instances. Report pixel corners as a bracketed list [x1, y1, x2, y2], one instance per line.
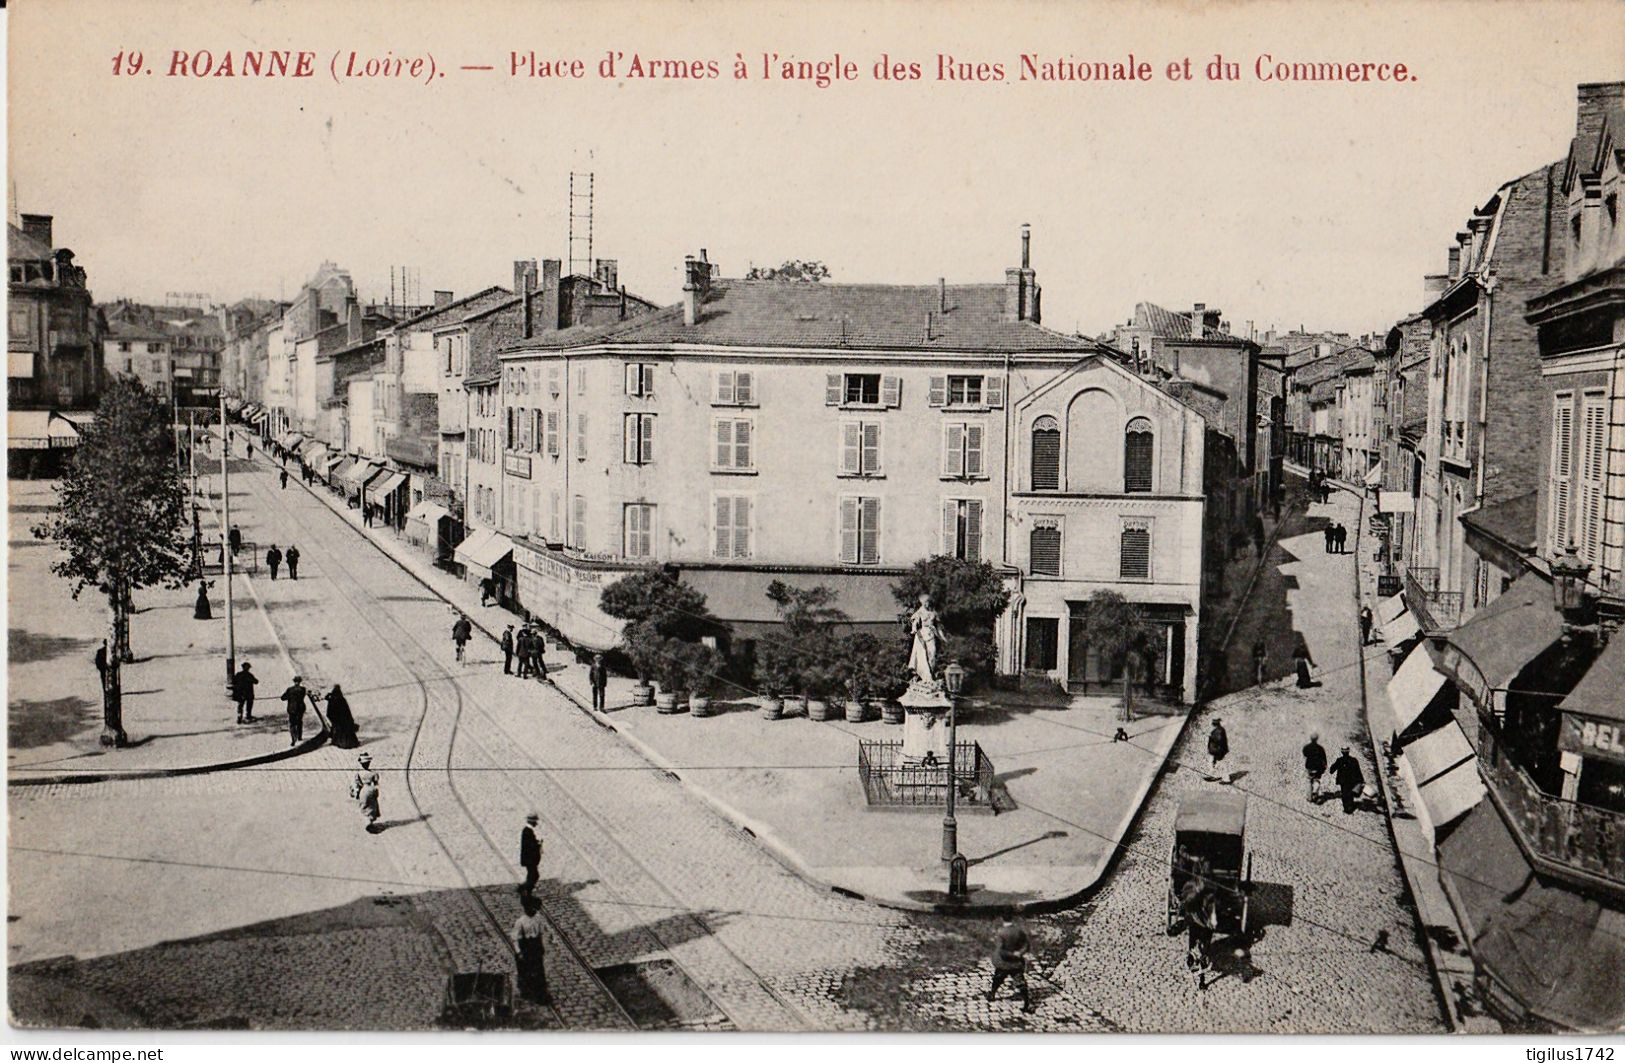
[7, 695, 100, 749]
[9, 627, 98, 666]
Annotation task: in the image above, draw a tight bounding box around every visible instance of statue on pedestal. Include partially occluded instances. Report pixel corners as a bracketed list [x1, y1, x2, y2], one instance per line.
[907, 593, 942, 685]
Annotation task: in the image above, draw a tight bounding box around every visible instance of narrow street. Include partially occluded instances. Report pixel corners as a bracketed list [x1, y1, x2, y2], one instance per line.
[9, 461, 1444, 1031]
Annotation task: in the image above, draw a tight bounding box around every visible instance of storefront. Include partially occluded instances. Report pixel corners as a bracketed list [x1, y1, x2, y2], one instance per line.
[363, 468, 409, 529]
[1062, 600, 1189, 703]
[405, 499, 453, 560]
[512, 539, 630, 651]
[454, 527, 515, 605]
[1555, 635, 1625, 812]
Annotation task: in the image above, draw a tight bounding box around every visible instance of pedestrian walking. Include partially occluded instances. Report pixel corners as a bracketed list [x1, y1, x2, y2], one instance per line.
[228, 525, 242, 556]
[1359, 604, 1374, 645]
[1207, 718, 1229, 780]
[515, 626, 533, 678]
[351, 752, 381, 831]
[512, 894, 549, 1004]
[519, 813, 542, 896]
[322, 683, 359, 748]
[1330, 746, 1365, 814]
[280, 675, 310, 746]
[1302, 732, 1328, 802]
[1322, 523, 1334, 554]
[1335, 523, 1349, 553]
[452, 614, 472, 664]
[1180, 858, 1218, 987]
[280, 468, 289, 490]
[501, 625, 515, 675]
[1250, 638, 1268, 687]
[1294, 643, 1317, 688]
[266, 545, 282, 580]
[231, 661, 258, 723]
[285, 545, 300, 580]
[480, 577, 494, 607]
[589, 652, 609, 711]
[94, 640, 108, 684]
[193, 580, 213, 620]
[1251, 515, 1266, 558]
[986, 915, 1034, 1012]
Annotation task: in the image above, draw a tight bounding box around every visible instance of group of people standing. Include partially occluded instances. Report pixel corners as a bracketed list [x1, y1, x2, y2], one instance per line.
[265, 544, 300, 580]
[1321, 521, 1350, 554]
[499, 623, 552, 681]
[229, 663, 359, 748]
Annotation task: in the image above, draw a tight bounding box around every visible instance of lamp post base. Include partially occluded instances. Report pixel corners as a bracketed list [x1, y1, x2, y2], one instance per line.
[941, 816, 958, 863]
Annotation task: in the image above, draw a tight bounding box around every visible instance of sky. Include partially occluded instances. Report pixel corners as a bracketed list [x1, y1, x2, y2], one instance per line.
[8, 0, 1625, 337]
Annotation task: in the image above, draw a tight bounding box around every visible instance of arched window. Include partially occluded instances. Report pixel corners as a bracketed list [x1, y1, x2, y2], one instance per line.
[1031, 416, 1060, 490]
[1124, 416, 1153, 493]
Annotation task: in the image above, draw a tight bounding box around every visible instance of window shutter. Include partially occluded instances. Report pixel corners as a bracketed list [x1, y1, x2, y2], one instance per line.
[550, 490, 561, 539]
[841, 422, 861, 474]
[715, 370, 734, 405]
[576, 366, 586, 395]
[941, 500, 957, 555]
[735, 372, 754, 405]
[715, 419, 732, 467]
[986, 375, 1004, 408]
[860, 497, 881, 563]
[642, 365, 656, 398]
[1552, 402, 1574, 549]
[965, 425, 984, 478]
[825, 373, 842, 406]
[733, 496, 752, 558]
[882, 375, 901, 408]
[1030, 525, 1061, 576]
[863, 423, 882, 474]
[839, 497, 859, 562]
[640, 414, 654, 463]
[1120, 523, 1151, 578]
[546, 411, 560, 456]
[549, 365, 561, 396]
[572, 495, 586, 545]
[928, 376, 947, 407]
[576, 412, 587, 460]
[624, 415, 638, 463]
[1032, 427, 1061, 490]
[735, 419, 752, 468]
[1124, 424, 1153, 492]
[714, 495, 732, 557]
[625, 363, 639, 395]
[943, 423, 965, 477]
[965, 500, 982, 563]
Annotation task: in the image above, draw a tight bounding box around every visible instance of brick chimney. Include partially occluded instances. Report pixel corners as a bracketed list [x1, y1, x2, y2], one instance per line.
[346, 295, 362, 344]
[1004, 224, 1040, 323]
[540, 259, 562, 332]
[514, 260, 538, 340]
[1575, 82, 1625, 155]
[433, 290, 454, 309]
[1191, 303, 1207, 338]
[18, 213, 52, 248]
[1447, 245, 1461, 277]
[593, 259, 618, 291]
[683, 256, 701, 326]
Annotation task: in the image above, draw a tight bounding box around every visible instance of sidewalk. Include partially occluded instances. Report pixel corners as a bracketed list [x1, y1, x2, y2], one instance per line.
[1349, 494, 1499, 1032]
[265, 437, 1192, 912]
[7, 478, 327, 785]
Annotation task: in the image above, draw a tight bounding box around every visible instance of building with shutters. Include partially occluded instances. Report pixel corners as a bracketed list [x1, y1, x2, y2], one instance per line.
[485, 232, 1210, 701]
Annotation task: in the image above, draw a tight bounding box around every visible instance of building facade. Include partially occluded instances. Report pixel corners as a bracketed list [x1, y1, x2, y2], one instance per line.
[8, 213, 100, 411]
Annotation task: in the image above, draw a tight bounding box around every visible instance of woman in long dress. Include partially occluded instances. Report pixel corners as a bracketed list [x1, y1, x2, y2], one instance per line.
[351, 752, 381, 831]
[907, 594, 941, 684]
[323, 684, 359, 749]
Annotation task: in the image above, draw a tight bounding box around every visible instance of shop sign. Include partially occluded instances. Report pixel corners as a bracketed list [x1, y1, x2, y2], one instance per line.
[1559, 713, 1625, 765]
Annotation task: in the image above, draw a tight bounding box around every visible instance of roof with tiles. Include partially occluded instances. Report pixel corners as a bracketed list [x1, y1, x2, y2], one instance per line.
[392, 286, 513, 332]
[506, 280, 1108, 355]
[7, 223, 53, 261]
[1134, 301, 1248, 343]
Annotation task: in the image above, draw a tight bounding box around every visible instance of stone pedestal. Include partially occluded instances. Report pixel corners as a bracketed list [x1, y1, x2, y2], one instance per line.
[899, 680, 950, 764]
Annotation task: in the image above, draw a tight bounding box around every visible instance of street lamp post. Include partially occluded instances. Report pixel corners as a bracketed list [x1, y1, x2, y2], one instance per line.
[219, 389, 236, 690]
[941, 660, 965, 864]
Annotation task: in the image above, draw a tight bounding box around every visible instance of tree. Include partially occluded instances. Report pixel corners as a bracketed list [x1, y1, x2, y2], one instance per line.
[32, 378, 193, 746]
[600, 567, 724, 686]
[744, 259, 831, 283]
[891, 556, 1012, 681]
[757, 580, 845, 696]
[1081, 590, 1159, 722]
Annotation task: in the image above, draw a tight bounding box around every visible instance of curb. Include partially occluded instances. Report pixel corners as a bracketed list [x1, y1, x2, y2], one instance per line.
[9, 448, 329, 787]
[1347, 491, 1468, 1032]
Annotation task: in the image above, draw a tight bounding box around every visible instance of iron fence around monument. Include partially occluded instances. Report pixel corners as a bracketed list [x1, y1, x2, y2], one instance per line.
[857, 738, 997, 812]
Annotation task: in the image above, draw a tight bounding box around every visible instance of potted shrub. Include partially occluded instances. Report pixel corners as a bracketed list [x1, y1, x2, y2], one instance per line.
[601, 567, 729, 710]
[626, 635, 663, 708]
[763, 580, 845, 723]
[804, 658, 835, 722]
[685, 643, 726, 718]
[836, 633, 872, 723]
[756, 637, 793, 721]
[652, 640, 687, 714]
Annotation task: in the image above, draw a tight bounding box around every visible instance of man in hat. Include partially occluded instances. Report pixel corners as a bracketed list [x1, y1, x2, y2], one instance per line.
[1302, 732, 1328, 802]
[1330, 746, 1365, 814]
[452, 613, 472, 664]
[515, 626, 533, 678]
[1207, 718, 1230, 780]
[512, 894, 548, 1003]
[280, 675, 310, 746]
[1359, 604, 1374, 645]
[266, 544, 282, 581]
[501, 624, 515, 676]
[519, 813, 543, 896]
[588, 653, 609, 711]
[285, 544, 301, 581]
[986, 914, 1034, 1012]
[351, 752, 381, 831]
[232, 661, 258, 723]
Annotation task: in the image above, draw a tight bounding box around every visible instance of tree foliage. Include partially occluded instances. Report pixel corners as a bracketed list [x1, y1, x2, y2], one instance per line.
[744, 259, 831, 282]
[1081, 590, 1159, 720]
[757, 580, 846, 696]
[600, 567, 726, 687]
[891, 556, 1011, 679]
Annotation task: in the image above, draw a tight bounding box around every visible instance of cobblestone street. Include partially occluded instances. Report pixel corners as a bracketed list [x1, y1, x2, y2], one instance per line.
[8, 460, 1445, 1032]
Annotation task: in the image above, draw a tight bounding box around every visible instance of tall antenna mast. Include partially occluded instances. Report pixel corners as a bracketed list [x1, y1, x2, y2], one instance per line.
[568, 172, 594, 279]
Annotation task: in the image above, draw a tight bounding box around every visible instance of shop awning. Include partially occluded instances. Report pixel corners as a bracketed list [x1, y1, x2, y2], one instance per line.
[1377, 593, 1408, 626]
[367, 471, 408, 499]
[299, 438, 328, 459]
[1444, 570, 1564, 698]
[1417, 756, 1485, 835]
[285, 432, 307, 450]
[1559, 632, 1625, 724]
[1363, 461, 1384, 487]
[406, 500, 450, 526]
[7, 410, 83, 448]
[1405, 721, 1475, 786]
[454, 527, 513, 571]
[342, 459, 380, 485]
[1473, 872, 1625, 1030]
[323, 453, 348, 474]
[248, 408, 268, 425]
[1437, 801, 1532, 944]
[329, 457, 356, 481]
[676, 568, 904, 626]
[1387, 641, 1448, 737]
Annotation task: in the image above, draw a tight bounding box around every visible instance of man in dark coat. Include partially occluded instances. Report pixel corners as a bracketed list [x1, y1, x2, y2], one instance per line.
[501, 625, 515, 675]
[280, 468, 289, 490]
[285, 545, 300, 580]
[228, 525, 242, 556]
[194, 581, 213, 620]
[94, 641, 108, 683]
[452, 614, 473, 663]
[1302, 733, 1328, 802]
[589, 653, 609, 711]
[266, 545, 282, 580]
[1250, 638, 1268, 687]
[531, 627, 548, 682]
[986, 915, 1034, 1012]
[515, 627, 533, 678]
[519, 813, 542, 896]
[1359, 605, 1374, 645]
[280, 675, 310, 746]
[1322, 524, 1334, 553]
[1330, 746, 1365, 814]
[232, 662, 258, 723]
[1207, 718, 1229, 779]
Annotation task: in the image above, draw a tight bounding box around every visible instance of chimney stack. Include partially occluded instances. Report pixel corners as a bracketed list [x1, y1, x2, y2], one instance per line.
[434, 290, 454, 309]
[593, 258, 619, 292]
[1192, 303, 1206, 338]
[1005, 225, 1040, 323]
[1447, 245, 1462, 276]
[18, 214, 52, 248]
[683, 256, 701, 326]
[938, 277, 947, 313]
[515, 260, 538, 340]
[541, 259, 562, 332]
[346, 295, 362, 344]
[1575, 82, 1625, 157]
[1020, 223, 1031, 269]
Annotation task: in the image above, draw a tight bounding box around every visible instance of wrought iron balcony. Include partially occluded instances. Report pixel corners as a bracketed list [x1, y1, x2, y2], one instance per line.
[1403, 566, 1462, 631]
[1482, 742, 1625, 894]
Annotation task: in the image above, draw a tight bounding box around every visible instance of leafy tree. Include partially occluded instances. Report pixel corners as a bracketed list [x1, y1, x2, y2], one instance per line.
[600, 567, 724, 686]
[744, 259, 831, 282]
[757, 580, 845, 696]
[1081, 590, 1159, 721]
[32, 379, 193, 746]
[891, 556, 1012, 682]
